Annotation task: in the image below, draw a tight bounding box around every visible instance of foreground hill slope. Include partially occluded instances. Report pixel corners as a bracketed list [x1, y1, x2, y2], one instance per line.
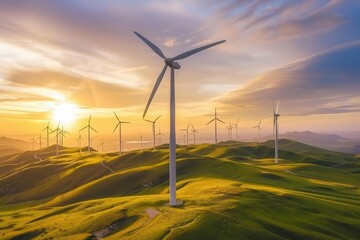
[1, 140, 360, 240]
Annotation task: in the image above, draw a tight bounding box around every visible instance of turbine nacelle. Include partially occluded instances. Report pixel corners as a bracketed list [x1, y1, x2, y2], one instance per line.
[165, 58, 181, 69]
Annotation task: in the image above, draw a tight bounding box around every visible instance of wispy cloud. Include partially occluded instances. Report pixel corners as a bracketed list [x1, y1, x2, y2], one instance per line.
[216, 41, 360, 117]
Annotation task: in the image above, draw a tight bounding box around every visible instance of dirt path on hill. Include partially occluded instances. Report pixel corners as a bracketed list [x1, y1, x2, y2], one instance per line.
[101, 160, 113, 173]
[145, 207, 160, 224]
[34, 154, 42, 162]
[92, 208, 160, 239]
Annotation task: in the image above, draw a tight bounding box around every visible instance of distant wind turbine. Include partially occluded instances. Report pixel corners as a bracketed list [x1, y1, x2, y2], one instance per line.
[225, 124, 232, 141]
[113, 111, 130, 155]
[180, 124, 190, 145]
[80, 115, 98, 152]
[59, 123, 70, 146]
[144, 115, 161, 150]
[252, 120, 262, 144]
[190, 124, 199, 145]
[77, 131, 83, 152]
[206, 108, 225, 144]
[42, 120, 52, 147]
[97, 138, 105, 152]
[36, 134, 46, 149]
[134, 31, 225, 206]
[273, 100, 280, 163]
[230, 119, 240, 140]
[50, 123, 61, 156]
[156, 127, 165, 145]
[140, 133, 143, 151]
[30, 136, 36, 151]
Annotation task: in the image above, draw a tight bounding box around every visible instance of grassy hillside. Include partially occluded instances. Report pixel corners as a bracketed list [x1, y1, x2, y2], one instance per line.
[1, 140, 360, 239]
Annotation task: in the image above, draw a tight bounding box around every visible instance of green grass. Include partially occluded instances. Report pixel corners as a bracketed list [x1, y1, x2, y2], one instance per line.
[0, 140, 360, 239]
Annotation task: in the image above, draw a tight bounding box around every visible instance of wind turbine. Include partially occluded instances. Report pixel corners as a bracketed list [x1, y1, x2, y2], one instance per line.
[252, 120, 262, 144]
[77, 131, 83, 152]
[30, 136, 36, 151]
[156, 127, 165, 145]
[97, 138, 105, 152]
[113, 111, 130, 155]
[225, 124, 232, 141]
[80, 115, 98, 152]
[190, 124, 199, 145]
[231, 119, 240, 140]
[134, 31, 225, 206]
[144, 115, 161, 150]
[206, 108, 225, 144]
[42, 120, 52, 147]
[273, 100, 280, 163]
[140, 133, 143, 151]
[59, 123, 70, 146]
[36, 134, 46, 149]
[180, 124, 190, 145]
[50, 123, 61, 156]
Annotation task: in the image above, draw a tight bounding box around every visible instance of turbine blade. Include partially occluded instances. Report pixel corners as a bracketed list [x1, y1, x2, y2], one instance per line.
[133, 31, 166, 59]
[217, 118, 226, 124]
[259, 119, 262, 126]
[79, 126, 87, 131]
[276, 100, 280, 114]
[143, 119, 153, 123]
[88, 115, 92, 125]
[272, 100, 275, 114]
[206, 118, 215, 126]
[114, 111, 120, 122]
[154, 115, 162, 122]
[143, 65, 168, 118]
[113, 123, 120, 133]
[172, 40, 226, 61]
[90, 126, 98, 133]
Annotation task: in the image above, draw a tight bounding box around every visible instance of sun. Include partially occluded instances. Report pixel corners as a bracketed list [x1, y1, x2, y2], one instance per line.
[53, 103, 78, 124]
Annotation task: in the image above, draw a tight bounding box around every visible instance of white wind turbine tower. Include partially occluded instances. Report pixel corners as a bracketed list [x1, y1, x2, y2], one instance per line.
[252, 120, 262, 144]
[225, 124, 232, 141]
[36, 134, 46, 149]
[156, 127, 165, 145]
[59, 123, 70, 146]
[50, 123, 61, 156]
[273, 100, 280, 163]
[42, 120, 52, 147]
[144, 115, 161, 150]
[140, 133, 143, 151]
[80, 115, 98, 152]
[180, 124, 190, 145]
[206, 108, 225, 144]
[231, 119, 240, 140]
[190, 124, 199, 145]
[30, 136, 36, 151]
[113, 111, 130, 155]
[97, 138, 105, 152]
[77, 131, 83, 152]
[134, 31, 225, 206]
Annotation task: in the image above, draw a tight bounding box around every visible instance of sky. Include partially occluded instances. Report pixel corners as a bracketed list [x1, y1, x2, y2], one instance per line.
[0, 0, 359, 149]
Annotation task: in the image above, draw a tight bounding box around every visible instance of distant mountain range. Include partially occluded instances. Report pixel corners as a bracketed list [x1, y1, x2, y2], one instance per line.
[0, 136, 32, 157]
[263, 131, 360, 154]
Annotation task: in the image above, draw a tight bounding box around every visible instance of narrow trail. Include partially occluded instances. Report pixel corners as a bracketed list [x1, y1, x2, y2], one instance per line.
[101, 160, 114, 173]
[34, 154, 42, 162]
[145, 207, 160, 224]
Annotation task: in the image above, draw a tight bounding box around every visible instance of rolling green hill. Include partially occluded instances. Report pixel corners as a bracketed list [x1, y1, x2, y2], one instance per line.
[1, 140, 360, 239]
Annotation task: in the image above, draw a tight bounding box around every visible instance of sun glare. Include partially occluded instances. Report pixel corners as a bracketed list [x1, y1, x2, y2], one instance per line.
[53, 103, 77, 124]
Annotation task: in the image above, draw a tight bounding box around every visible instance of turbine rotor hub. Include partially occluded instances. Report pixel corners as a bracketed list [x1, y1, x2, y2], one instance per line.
[165, 58, 181, 69]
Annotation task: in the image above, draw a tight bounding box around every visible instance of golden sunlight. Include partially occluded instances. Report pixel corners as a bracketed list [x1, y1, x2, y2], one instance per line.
[53, 103, 78, 124]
